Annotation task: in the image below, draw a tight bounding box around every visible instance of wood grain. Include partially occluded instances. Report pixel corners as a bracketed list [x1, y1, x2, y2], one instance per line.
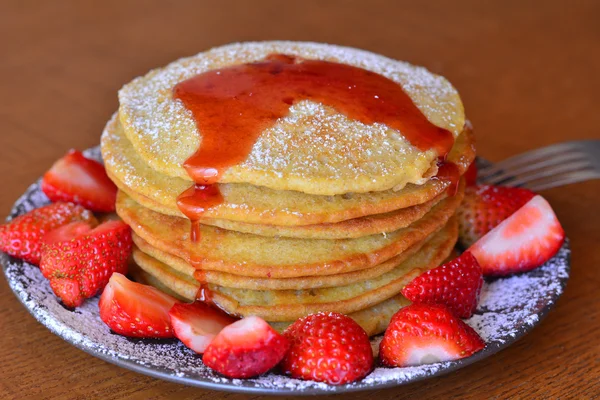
[1, 1, 599, 399]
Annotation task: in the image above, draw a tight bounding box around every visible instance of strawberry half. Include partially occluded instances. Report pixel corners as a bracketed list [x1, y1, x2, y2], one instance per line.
[282, 312, 373, 385]
[169, 302, 236, 354]
[469, 195, 565, 276]
[44, 221, 93, 244]
[402, 251, 483, 318]
[99, 273, 180, 338]
[40, 220, 133, 307]
[379, 303, 485, 367]
[457, 184, 536, 248]
[0, 202, 97, 265]
[41, 150, 118, 212]
[203, 316, 289, 378]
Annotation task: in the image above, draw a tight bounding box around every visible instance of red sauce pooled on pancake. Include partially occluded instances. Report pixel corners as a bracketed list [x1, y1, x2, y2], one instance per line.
[174, 54, 455, 223]
[172, 54, 457, 301]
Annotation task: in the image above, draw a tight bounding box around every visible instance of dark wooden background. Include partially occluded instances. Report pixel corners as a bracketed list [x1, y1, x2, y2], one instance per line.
[1, 1, 599, 398]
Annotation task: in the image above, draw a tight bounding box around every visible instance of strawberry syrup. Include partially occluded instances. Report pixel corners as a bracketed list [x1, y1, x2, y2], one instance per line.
[434, 159, 461, 196]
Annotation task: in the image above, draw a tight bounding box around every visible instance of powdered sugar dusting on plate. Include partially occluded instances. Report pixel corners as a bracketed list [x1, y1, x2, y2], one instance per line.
[2, 151, 570, 395]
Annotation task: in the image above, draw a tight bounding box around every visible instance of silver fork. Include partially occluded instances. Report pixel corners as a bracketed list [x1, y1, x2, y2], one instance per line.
[477, 140, 600, 191]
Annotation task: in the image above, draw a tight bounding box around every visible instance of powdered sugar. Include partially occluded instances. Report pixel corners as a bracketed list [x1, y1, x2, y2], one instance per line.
[2, 151, 570, 394]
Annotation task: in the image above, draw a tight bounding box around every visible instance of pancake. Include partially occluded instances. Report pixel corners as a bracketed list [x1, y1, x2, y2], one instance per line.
[131, 220, 452, 290]
[106, 41, 475, 337]
[116, 183, 464, 278]
[118, 41, 465, 195]
[131, 218, 455, 321]
[102, 114, 475, 226]
[130, 263, 410, 336]
[116, 172, 447, 240]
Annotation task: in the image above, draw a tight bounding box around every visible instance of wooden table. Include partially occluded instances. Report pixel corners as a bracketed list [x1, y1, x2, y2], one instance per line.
[1, 1, 599, 398]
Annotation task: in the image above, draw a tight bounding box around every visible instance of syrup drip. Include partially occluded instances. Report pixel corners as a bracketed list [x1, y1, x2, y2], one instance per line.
[176, 184, 223, 242]
[173, 54, 457, 303]
[434, 159, 461, 196]
[190, 221, 201, 243]
[193, 271, 239, 318]
[193, 276, 237, 318]
[194, 269, 213, 305]
[196, 284, 213, 304]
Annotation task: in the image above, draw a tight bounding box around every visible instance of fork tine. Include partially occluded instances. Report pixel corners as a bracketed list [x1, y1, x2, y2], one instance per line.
[493, 160, 595, 187]
[478, 143, 576, 178]
[478, 140, 597, 179]
[479, 152, 591, 185]
[524, 170, 600, 191]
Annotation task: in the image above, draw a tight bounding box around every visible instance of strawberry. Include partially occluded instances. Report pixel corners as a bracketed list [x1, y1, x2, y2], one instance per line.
[469, 195, 565, 276]
[379, 303, 485, 367]
[457, 184, 536, 248]
[41, 150, 118, 212]
[402, 251, 483, 318]
[43, 221, 93, 244]
[169, 302, 236, 354]
[203, 316, 289, 378]
[464, 161, 478, 186]
[282, 312, 373, 385]
[0, 202, 97, 265]
[40, 220, 132, 307]
[99, 273, 180, 338]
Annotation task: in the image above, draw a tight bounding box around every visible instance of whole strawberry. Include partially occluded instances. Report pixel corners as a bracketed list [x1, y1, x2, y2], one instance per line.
[380, 303, 485, 368]
[402, 251, 483, 318]
[40, 220, 132, 307]
[0, 202, 97, 265]
[282, 312, 373, 385]
[457, 184, 535, 248]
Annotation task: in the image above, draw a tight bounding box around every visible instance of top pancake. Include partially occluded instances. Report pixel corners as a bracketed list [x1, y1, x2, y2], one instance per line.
[118, 41, 465, 195]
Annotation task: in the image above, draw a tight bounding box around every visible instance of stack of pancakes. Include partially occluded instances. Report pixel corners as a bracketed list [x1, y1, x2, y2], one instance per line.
[100, 42, 475, 336]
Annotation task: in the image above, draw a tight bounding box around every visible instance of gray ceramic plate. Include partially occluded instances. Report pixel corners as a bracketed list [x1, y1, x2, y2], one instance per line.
[1, 150, 570, 395]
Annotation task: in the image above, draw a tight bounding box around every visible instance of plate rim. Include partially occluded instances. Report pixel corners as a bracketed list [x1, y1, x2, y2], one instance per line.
[1, 155, 571, 395]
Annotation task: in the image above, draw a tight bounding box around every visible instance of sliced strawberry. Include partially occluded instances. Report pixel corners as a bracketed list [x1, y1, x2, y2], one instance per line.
[402, 251, 483, 318]
[379, 303, 485, 367]
[40, 220, 132, 307]
[169, 302, 236, 354]
[99, 273, 180, 338]
[0, 202, 97, 265]
[282, 312, 373, 385]
[203, 316, 289, 378]
[41, 150, 117, 212]
[469, 195, 565, 276]
[43, 221, 92, 245]
[457, 184, 536, 248]
[464, 161, 478, 186]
